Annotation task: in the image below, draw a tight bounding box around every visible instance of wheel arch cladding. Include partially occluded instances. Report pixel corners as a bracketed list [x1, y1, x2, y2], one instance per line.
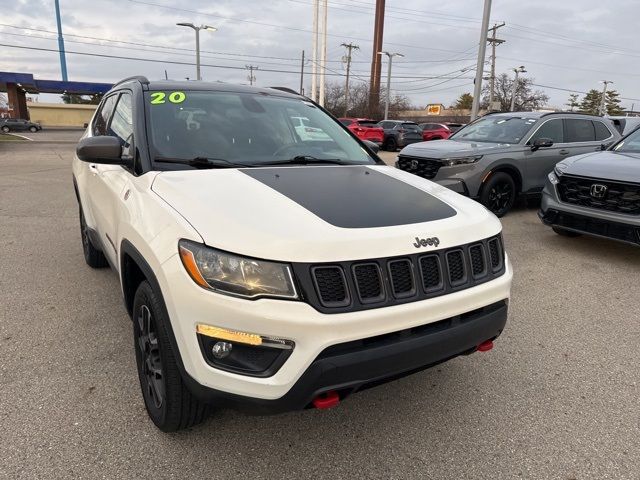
[120, 240, 160, 317]
[485, 165, 522, 193]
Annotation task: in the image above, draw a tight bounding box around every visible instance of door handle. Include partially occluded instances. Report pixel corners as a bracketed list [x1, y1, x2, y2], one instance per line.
[559, 149, 570, 155]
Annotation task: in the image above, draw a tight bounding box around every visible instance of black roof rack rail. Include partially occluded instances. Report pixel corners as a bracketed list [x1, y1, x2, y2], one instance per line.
[540, 110, 594, 117]
[112, 75, 150, 89]
[269, 86, 302, 95]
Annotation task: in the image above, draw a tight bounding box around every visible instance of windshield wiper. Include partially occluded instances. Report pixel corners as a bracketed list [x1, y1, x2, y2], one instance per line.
[259, 156, 355, 166]
[154, 156, 250, 169]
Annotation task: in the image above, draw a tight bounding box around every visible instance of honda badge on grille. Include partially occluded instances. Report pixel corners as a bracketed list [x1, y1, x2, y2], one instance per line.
[590, 184, 607, 199]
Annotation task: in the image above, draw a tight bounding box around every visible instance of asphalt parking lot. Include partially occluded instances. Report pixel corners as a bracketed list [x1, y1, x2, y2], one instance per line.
[1, 132, 639, 479]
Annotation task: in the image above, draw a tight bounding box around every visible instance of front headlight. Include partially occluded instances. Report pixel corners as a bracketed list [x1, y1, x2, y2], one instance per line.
[548, 171, 559, 185]
[441, 155, 482, 166]
[554, 163, 568, 176]
[178, 240, 298, 299]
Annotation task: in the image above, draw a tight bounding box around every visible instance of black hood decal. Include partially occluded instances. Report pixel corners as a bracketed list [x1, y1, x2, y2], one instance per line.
[242, 166, 456, 228]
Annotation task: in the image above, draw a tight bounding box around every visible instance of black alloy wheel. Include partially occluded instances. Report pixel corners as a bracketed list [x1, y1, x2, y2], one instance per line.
[132, 281, 210, 431]
[136, 304, 165, 411]
[385, 137, 397, 151]
[480, 172, 516, 217]
[1, 126, 9, 133]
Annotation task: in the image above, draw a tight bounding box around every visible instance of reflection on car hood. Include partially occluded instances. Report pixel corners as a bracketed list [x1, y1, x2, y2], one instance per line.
[557, 151, 640, 182]
[399, 139, 517, 158]
[151, 165, 501, 262]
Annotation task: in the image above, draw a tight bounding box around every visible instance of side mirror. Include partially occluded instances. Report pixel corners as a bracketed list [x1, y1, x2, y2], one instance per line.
[531, 137, 553, 151]
[76, 136, 131, 166]
[362, 139, 380, 154]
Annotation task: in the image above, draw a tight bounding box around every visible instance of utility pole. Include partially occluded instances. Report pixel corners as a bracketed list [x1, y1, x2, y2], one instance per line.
[341, 42, 359, 116]
[471, 0, 492, 121]
[510, 65, 526, 112]
[54, 0, 68, 81]
[368, 0, 385, 115]
[379, 51, 404, 120]
[599, 80, 613, 116]
[311, 0, 319, 101]
[299, 50, 305, 95]
[487, 22, 505, 111]
[246, 65, 258, 86]
[318, 0, 328, 106]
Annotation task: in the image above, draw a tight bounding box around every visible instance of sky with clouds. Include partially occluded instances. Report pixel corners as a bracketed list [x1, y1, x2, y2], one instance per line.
[2, 0, 640, 110]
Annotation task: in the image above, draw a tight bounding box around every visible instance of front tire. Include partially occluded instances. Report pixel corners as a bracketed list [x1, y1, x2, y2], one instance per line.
[385, 137, 397, 151]
[79, 207, 108, 268]
[133, 281, 210, 432]
[1, 126, 9, 133]
[29, 126, 38, 132]
[552, 226, 581, 237]
[480, 172, 516, 217]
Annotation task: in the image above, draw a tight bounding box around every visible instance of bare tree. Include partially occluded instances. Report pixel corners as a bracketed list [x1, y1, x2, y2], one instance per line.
[323, 82, 412, 118]
[481, 74, 549, 112]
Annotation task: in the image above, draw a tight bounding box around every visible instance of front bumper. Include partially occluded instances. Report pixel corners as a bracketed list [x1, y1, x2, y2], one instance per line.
[436, 178, 470, 196]
[184, 300, 508, 413]
[540, 181, 640, 246]
[158, 252, 512, 404]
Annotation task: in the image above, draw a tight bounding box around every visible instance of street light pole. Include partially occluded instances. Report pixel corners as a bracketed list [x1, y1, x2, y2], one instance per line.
[510, 66, 526, 112]
[379, 51, 404, 120]
[176, 23, 217, 80]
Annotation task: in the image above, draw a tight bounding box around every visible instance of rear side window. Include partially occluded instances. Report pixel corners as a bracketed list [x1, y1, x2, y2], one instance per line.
[565, 119, 595, 143]
[593, 121, 612, 141]
[93, 95, 118, 136]
[531, 119, 564, 144]
[339, 119, 352, 126]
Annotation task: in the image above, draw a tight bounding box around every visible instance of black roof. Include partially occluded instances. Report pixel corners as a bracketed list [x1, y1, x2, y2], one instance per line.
[113, 76, 302, 99]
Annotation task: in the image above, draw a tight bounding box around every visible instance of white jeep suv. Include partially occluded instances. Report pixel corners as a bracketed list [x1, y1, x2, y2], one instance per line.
[72, 77, 512, 431]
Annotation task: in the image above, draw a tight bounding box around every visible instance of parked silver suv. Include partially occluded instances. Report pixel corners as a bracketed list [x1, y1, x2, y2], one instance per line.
[396, 112, 620, 216]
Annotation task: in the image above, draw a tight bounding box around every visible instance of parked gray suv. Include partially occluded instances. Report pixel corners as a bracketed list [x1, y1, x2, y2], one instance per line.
[396, 112, 620, 216]
[539, 125, 640, 246]
[378, 120, 423, 151]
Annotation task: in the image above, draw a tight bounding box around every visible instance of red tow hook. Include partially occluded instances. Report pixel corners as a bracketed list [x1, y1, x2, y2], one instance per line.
[312, 390, 340, 409]
[477, 340, 494, 352]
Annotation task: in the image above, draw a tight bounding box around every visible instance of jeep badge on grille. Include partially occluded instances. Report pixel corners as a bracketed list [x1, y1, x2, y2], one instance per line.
[413, 236, 440, 248]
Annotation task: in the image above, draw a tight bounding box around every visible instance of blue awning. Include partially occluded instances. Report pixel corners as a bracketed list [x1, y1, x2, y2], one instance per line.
[0, 71, 112, 95]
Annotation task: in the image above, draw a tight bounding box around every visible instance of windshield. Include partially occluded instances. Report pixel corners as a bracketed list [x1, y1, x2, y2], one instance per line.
[145, 90, 376, 168]
[450, 116, 538, 144]
[612, 127, 640, 153]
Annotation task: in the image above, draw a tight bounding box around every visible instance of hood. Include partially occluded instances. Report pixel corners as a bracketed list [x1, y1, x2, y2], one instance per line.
[399, 139, 516, 158]
[558, 151, 640, 181]
[151, 165, 501, 262]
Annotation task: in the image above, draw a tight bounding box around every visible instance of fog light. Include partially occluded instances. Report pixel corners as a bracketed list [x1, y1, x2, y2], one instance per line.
[212, 341, 232, 359]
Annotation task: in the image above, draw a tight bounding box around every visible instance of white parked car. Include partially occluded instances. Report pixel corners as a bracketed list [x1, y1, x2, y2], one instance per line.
[72, 76, 512, 431]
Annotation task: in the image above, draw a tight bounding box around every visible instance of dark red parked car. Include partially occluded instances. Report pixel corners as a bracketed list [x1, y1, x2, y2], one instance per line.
[418, 122, 451, 141]
[339, 118, 384, 145]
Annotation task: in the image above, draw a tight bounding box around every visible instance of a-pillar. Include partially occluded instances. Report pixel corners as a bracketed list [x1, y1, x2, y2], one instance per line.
[6, 83, 29, 120]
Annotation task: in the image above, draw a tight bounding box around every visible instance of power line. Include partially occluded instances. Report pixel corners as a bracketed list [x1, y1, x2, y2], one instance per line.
[0, 30, 308, 68]
[125, 0, 476, 54]
[529, 82, 640, 102]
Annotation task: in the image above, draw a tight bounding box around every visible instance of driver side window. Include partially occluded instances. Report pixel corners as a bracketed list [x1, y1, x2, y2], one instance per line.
[530, 119, 564, 144]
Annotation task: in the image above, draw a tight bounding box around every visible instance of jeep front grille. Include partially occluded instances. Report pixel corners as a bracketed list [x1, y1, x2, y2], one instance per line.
[397, 155, 442, 180]
[296, 234, 506, 313]
[557, 175, 640, 215]
[311, 266, 350, 307]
